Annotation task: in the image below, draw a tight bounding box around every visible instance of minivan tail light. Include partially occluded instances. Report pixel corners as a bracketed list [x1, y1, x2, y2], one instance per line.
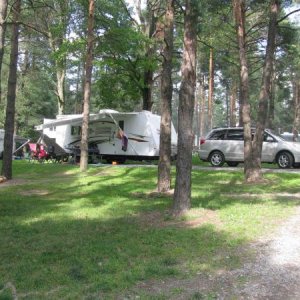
[200, 138, 206, 145]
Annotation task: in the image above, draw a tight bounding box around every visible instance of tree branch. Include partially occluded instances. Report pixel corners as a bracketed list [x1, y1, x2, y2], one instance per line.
[277, 8, 300, 24]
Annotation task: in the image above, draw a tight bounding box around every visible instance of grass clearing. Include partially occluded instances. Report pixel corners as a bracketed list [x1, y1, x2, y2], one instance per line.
[0, 161, 299, 299]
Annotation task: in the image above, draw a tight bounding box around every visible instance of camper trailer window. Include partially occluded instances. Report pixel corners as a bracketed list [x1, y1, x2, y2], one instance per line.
[71, 126, 81, 136]
[119, 121, 124, 130]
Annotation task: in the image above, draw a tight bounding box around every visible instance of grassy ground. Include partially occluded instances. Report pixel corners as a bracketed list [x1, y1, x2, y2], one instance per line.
[0, 160, 299, 299]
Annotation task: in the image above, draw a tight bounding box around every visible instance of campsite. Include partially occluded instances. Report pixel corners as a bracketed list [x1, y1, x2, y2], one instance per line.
[1, 0, 300, 299]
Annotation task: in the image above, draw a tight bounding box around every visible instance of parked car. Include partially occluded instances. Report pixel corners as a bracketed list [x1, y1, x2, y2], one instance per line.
[280, 132, 300, 142]
[199, 127, 300, 168]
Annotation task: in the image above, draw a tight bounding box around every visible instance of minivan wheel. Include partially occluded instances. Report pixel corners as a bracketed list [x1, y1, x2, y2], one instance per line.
[227, 161, 239, 167]
[277, 151, 293, 169]
[209, 151, 225, 167]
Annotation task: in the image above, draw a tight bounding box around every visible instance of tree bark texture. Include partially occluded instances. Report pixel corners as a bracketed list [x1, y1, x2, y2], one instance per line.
[173, 0, 197, 215]
[251, 0, 280, 182]
[230, 79, 237, 127]
[141, 0, 157, 111]
[45, 1, 68, 115]
[80, 0, 95, 172]
[0, 0, 8, 102]
[292, 73, 300, 140]
[1, 0, 21, 179]
[208, 48, 214, 131]
[56, 66, 66, 115]
[199, 74, 206, 137]
[233, 0, 254, 181]
[267, 64, 276, 130]
[157, 0, 174, 193]
[142, 67, 154, 111]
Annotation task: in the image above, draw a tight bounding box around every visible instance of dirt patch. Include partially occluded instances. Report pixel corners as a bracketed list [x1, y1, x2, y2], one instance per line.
[131, 189, 175, 199]
[136, 208, 222, 229]
[0, 179, 28, 188]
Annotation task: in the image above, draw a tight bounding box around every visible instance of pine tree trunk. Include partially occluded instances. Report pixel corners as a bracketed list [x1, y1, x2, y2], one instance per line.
[230, 79, 237, 127]
[233, 0, 255, 181]
[142, 67, 153, 111]
[292, 74, 300, 140]
[199, 74, 206, 137]
[56, 66, 66, 115]
[225, 83, 229, 126]
[251, 0, 279, 182]
[80, 0, 95, 172]
[238, 82, 243, 127]
[208, 48, 214, 131]
[268, 65, 276, 129]
[141, 1, 156, 111]
[0, 0, 8, 102]
[1, 0, 21, 179]
[46, 2, 68, 116]
[157, 0, 174, 193]
[173, 0, 197, 216]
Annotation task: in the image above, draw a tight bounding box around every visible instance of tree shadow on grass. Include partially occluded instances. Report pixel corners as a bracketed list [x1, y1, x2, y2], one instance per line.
[191, 170, 300, 210]
[1, 166, 300, 298]
[0, 215, 247, 299]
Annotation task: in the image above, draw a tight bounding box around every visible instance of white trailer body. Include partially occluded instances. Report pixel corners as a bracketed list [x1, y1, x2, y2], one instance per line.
[35, 110, 177, 161]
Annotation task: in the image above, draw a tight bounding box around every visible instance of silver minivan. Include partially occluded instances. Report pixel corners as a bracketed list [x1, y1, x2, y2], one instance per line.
[199, 128, 300, 168]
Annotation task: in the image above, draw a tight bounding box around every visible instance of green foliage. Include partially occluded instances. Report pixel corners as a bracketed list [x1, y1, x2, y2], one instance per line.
[0, 0, 298, 142]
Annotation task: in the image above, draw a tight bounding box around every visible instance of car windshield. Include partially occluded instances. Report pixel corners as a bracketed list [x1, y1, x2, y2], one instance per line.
[268, 132, 285, 141]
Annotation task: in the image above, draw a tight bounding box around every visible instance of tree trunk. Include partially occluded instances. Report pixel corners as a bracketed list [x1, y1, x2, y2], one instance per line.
[199, 74, 206, 137]
[230, 79, 237, 127]
[207, 48, 214, 131]
[141, 0, 157, 111]
[142, 67, 153, 111]
[56, 66, 66, 115]
[292, 73, 300, 140]
[225, 83, 229, 127]
[173, 0, 197, 216]
[75, 61, 83, 114]
[267, 64, 276, 129]
[80, 0, 95, 172]
[251, 0, 280, 182]
[0, 0, 8, 102]
[45, 1, 68, 115]
[233, 0, 254, 181]
[1, 0, 21, 179]
[157, 0, 174, 193]
[238, 82, 243, 127]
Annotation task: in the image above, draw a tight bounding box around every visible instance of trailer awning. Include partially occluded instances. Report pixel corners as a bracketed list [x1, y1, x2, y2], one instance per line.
[35, 110, 139, 130]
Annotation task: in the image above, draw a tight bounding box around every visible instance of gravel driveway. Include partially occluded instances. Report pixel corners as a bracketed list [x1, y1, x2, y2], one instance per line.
[125, 205, 300, 299]
[203, 206, 300, 299]
[218, 205, 300, 299]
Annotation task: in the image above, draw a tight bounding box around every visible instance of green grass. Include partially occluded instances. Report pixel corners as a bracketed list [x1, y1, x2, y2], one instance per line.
[0, 160, 299, 299]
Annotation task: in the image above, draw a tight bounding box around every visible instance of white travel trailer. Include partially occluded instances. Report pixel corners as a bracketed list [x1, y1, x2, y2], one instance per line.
[0, 129, 30, 159]
[35, 110, 178, 163]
